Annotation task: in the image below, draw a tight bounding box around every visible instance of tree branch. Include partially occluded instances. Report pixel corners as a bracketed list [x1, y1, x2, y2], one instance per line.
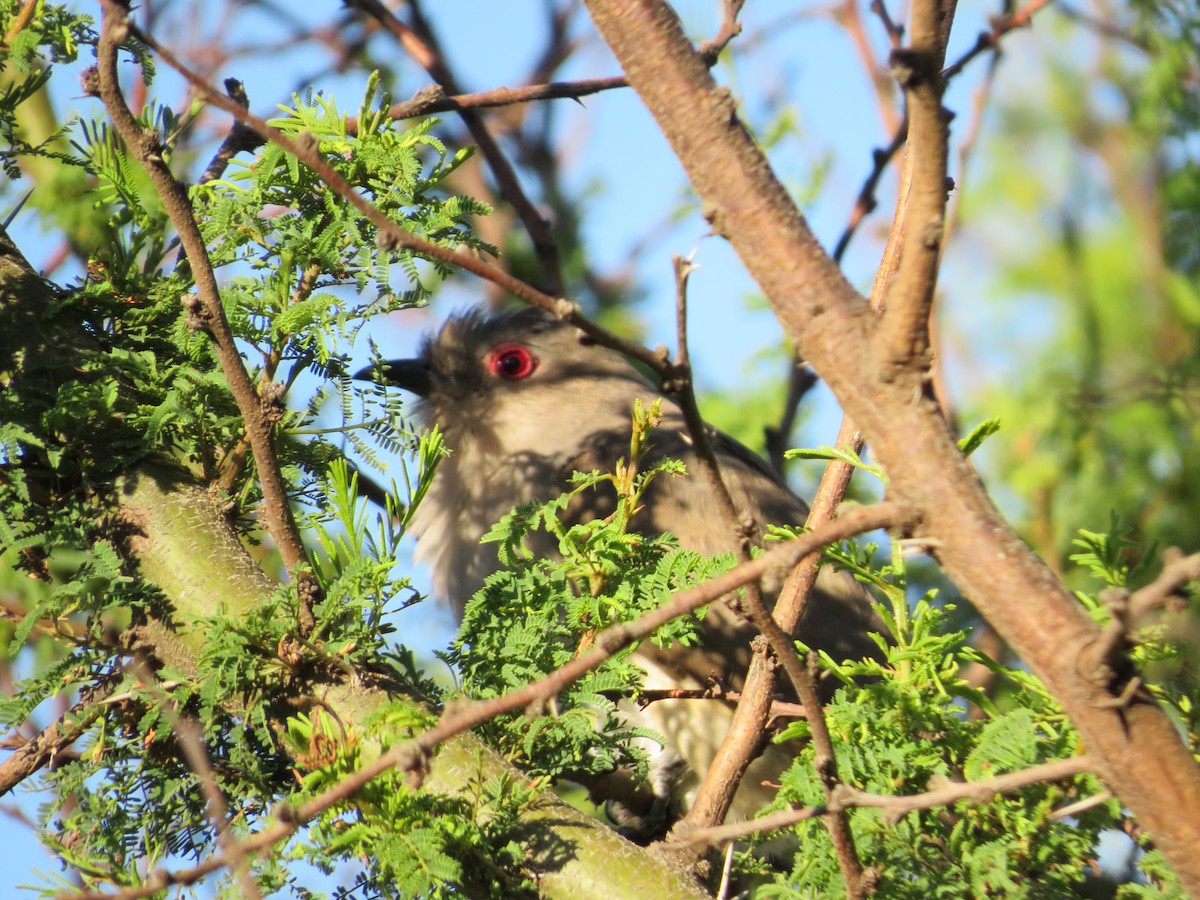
[93, 1, 319, 634]
[941, 0, 1058, 80]
[0, 681, 112, 797]
[356, 76, 630, 128]
[346, 0, 565, 295]
[874, 0, 952, 374]
[1129, 550, 1200, 620]
[579, 0, 1200, 890]
[675, 754, 1096, 847]
[197, 78, 261, 185]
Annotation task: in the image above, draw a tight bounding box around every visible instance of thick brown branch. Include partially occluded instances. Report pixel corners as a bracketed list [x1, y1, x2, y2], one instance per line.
[580, 0, 1200, 890]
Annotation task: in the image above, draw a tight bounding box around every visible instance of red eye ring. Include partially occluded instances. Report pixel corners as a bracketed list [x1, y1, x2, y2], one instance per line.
[486, 342, 538, 381]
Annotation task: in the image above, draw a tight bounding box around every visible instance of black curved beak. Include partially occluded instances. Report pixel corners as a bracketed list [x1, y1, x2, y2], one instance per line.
[352, 358, 434, 397]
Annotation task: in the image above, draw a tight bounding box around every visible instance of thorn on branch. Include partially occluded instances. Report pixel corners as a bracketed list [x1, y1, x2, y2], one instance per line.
[199, 80, 264, 185]
[295, 569, 319, 636]
[258, 379, 286, 425]
[1128, 548, 1200, 619]
[697, 0, 746, 65]
[273, 802, 301, 827]
[182, 293, 212, 334]
[889, 47, 942, 90]
[80, 65, 101, 97]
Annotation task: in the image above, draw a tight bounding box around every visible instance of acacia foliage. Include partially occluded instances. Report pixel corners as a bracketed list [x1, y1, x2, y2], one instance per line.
[0, 1, 1197, 898]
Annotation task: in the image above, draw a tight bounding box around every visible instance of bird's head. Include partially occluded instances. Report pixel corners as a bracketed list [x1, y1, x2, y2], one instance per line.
[355, 306, 655, 452]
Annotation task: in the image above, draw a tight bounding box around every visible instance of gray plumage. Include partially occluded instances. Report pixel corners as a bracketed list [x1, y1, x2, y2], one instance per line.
[361, 305, 882, 829]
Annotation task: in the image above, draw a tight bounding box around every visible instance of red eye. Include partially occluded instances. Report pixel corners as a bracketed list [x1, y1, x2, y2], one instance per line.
[487, 343, 538, 381]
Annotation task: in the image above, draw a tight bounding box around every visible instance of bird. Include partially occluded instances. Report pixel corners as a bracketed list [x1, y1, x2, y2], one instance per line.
[356, 304, 883, 836]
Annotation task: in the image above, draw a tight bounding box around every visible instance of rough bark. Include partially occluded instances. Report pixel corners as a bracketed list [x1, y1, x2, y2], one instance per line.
[582, 0, 1200, 891]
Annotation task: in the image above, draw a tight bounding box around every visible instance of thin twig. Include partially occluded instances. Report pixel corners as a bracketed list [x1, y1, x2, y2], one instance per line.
[941, 0, 1058, 80]
[697, 0, 747, 64]
[637, 686, 808, 722]
[1076, 550, 1200, 702]
[667, 253, 745, 537]
[198, 79, 263, 185]
[770, 418, 862, 636]
[869, 0, 906, 45]
[675, 754, 1096, 847]
[167, 706, 262, 899]
[1048, 790, 1113, 821]
[764, 358, 819, 475]
[666, 251, 786, 837]
[1056, 2, 1148, 49]
[875, 0, 952, 374]
[799, 650, 867, 897]
[102, 653, 262, 898]
[0, 680, 113, 797]
[716, 840, 736, 900]
[835, 0, 902, 136]
[1128, 550, 1200, 619]
[677, 641, 778, 840]
[346, 0, 565, 295]
[831, 121, 909, 266]
[356, 76, 629, 128]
